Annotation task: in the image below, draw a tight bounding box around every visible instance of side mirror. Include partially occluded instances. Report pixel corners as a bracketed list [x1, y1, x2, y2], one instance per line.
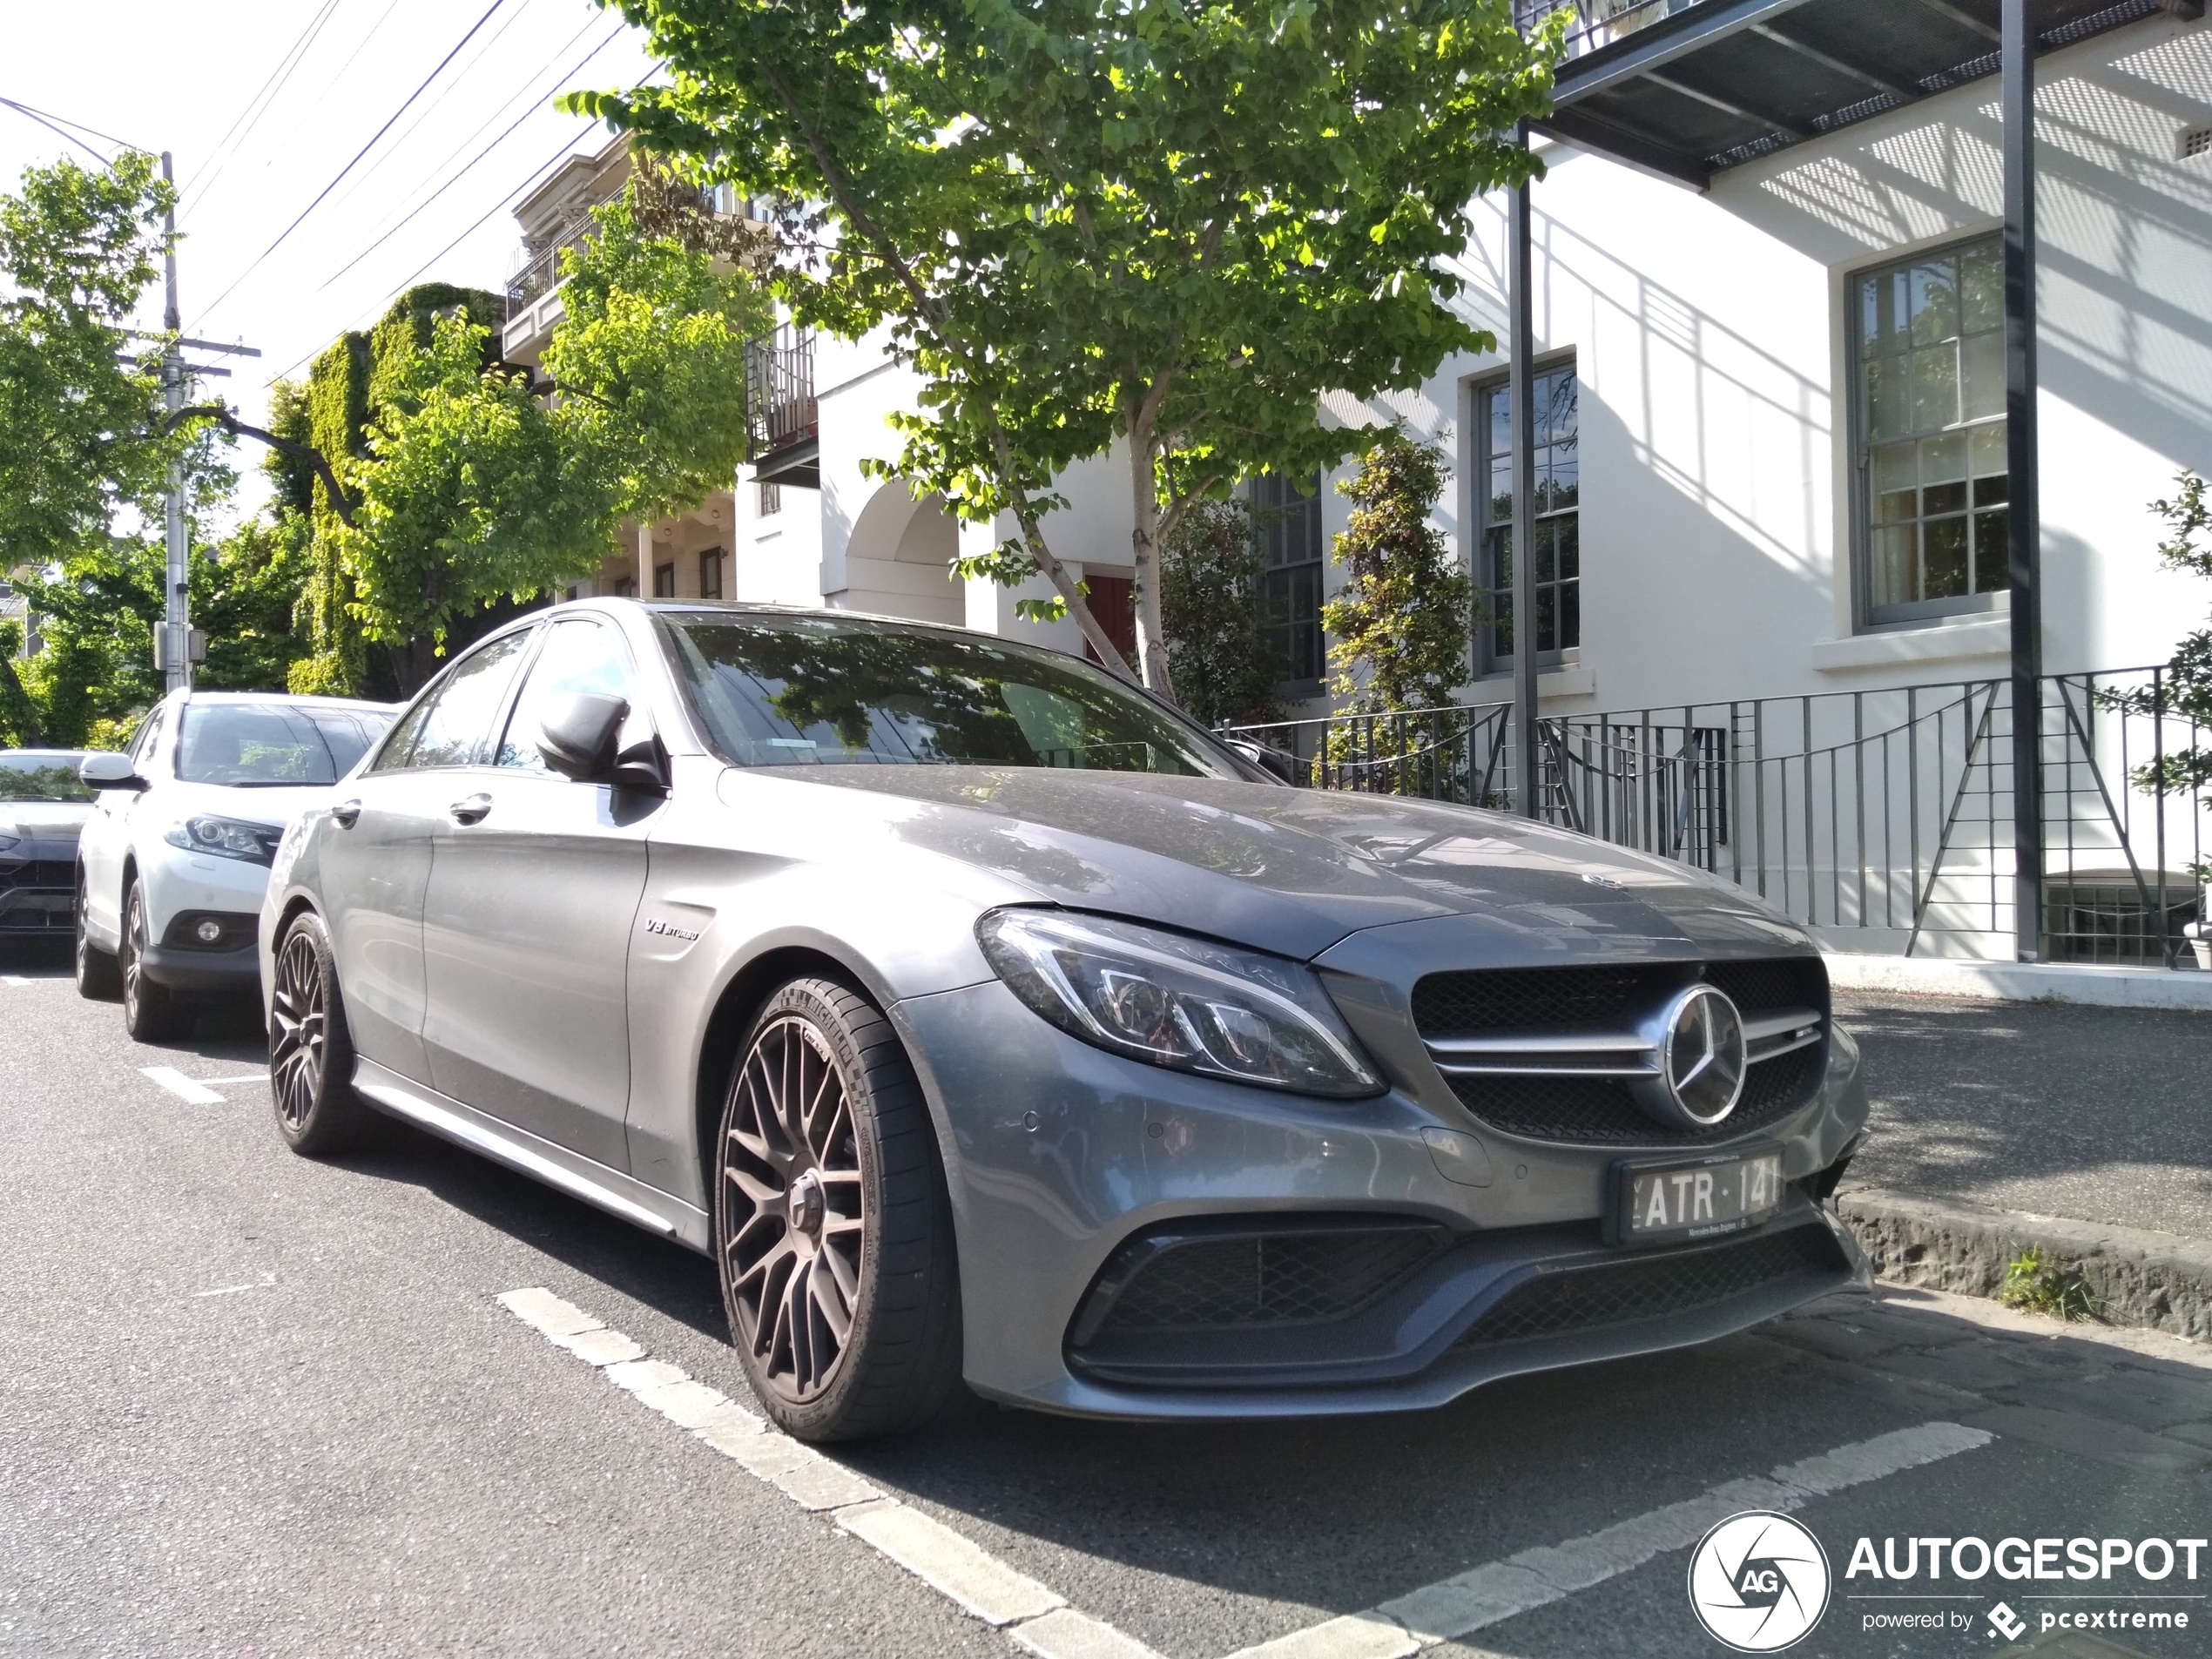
[1221, 737, 1299, 786]
[538, 693, 628, 781]
[79, 752, 146, 792]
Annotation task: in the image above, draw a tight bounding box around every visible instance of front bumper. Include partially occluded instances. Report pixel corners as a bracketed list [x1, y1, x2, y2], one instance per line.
[0, 847, 78, 933]
[136, 846, 271, 994]
[891, 978, 1869, 1420]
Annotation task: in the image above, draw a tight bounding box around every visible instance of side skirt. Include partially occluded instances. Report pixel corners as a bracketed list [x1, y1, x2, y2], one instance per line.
[352, 1057, 711, 1252]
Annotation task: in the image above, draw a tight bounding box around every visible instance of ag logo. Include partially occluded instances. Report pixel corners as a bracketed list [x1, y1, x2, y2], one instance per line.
[1686, 1510, 1831, 1652]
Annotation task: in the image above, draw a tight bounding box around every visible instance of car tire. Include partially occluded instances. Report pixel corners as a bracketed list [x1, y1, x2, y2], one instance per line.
[268, 910, 372, 1157]
[120, 879, 186, 1041]
[74, 875, 122, 1001]
[713, 977, 967, 1443]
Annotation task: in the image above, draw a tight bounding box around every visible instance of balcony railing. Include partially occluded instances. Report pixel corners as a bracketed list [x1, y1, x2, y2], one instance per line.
[1515, 0, 1706, 59]
[1225, 667, 2211, 968]
[745, 325, 817, 462]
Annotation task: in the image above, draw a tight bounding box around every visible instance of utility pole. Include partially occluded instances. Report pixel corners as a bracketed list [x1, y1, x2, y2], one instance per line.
[158, 152, 190, 693]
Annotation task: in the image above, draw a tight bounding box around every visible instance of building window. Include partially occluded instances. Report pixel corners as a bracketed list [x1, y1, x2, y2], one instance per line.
[699, 548, 724, 600]
[1474, 362, 1579, 671]
[758, 479, 782, 517]
[653, 561, 676, 598]
[1852, 234, 2006, 624]
[1251, 472, 1325, 685]
[613, 575, 637, 598]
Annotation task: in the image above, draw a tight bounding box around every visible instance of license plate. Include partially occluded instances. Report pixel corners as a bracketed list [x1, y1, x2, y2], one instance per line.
[1610, 1146, 1785, 1246]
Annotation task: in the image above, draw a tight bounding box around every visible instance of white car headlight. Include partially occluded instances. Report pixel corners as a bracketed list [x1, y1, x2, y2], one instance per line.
[165, 815, 280, 866]
[977, 909, 1382, 1099]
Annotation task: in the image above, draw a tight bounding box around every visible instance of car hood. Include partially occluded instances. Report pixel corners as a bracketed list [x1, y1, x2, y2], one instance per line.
[161, 780, 338, 830]
[0, 802, 94, 841]
[788, 766, 1806, 961]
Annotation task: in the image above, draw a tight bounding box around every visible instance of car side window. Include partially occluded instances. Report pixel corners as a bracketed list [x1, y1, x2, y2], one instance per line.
[496, 619, 637, 773]
[129, 708, 166, 773]
[368, 689, 438, 775]
[398, 631, 536, 771]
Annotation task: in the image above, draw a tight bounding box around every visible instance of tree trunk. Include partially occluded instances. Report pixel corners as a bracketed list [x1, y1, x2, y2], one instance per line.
[1127, 422, 1170, 695]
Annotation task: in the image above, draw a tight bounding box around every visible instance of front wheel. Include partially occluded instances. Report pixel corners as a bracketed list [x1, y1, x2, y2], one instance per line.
[120, 880, 185, 1041]
[74, 875, 121, 1000]
[268, 910, 372, 1156]
[714, 978, 966, 1442]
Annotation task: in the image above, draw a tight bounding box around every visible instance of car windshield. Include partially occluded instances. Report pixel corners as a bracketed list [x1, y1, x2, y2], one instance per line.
[664, 613, 1239, 777]
[176, 704, 395, 786]
[0, 753, 92, 802]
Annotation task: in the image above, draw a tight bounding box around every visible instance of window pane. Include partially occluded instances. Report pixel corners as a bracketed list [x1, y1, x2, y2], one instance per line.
[1873, 525, 1917, 609]
[1909, 258, 1959, 347]
[1923, 516, 1969, 598]
[1485, 524, 1512, 589]
[1971, 422, 2006, 478]
[1492, 590, 1514, 657]
[1960, 333, 2003, 421]
[1534, 519, 1554, 583]
[1487, 384, 1511, 459]
[1560, 578, 1581, 650]
[1555, 516, 1580, 580]
[1923, 431, 1966, 482]
[499, 620, 637, 771]
[1973, 507, 2009, 590]
[1867, 359, 1905, 441]
[408, 631, 533, 769]
[1959, 240, 2003, 334]
[1910, 345, 1959, 431]
[1534, 585, 1557, 654]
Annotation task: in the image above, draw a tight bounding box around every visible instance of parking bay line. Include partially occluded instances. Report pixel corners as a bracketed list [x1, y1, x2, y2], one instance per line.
[495, 1287, 1163, 1659]
[138, 1066, 266, 1103]
[1223, 1420, 1997, 1659]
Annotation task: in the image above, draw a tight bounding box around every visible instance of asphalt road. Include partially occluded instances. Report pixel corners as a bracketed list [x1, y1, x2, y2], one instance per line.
[1836, 991, 2212, 1238]
[5, 941, 2211, 1659]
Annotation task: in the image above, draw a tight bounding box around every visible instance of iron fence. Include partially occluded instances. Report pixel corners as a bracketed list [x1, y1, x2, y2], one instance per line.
[1224, 667, 2209, 966]
[745, 325, 817, 461]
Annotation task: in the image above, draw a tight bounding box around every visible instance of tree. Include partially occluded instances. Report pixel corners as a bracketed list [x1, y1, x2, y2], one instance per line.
[0, 152, 180, 574]
[568, 0, 1562, 692]
[2105, 471, 2212, 880]
[312, 185, 771, 685]
[1318, 428, 1471, 792]
[1159, 498, 1283, 728]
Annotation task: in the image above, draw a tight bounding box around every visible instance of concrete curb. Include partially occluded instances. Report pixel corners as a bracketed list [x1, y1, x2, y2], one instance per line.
[1824, 952, 2212, 1011]
[1837, 1185, 2212, 1342]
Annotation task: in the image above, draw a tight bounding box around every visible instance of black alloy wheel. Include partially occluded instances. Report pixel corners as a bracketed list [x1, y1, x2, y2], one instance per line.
[714, 978, 966, 1442]
[73, 874, 121, 1000]
[120, 881, 184, 1041]
[267, 910, 370, 1155]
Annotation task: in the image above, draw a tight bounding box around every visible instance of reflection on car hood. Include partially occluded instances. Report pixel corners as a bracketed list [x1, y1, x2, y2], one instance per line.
[795, 766, 1804, 961]
[0, 803, 94, 841]
[163, 781, 337, 827]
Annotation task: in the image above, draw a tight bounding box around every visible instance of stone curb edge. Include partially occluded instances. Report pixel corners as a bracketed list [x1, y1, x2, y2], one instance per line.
[1836, 1185, 2212, 1343]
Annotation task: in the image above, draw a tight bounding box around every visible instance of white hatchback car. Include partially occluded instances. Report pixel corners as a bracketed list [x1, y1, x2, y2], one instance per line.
[76, 690, 395, 1039]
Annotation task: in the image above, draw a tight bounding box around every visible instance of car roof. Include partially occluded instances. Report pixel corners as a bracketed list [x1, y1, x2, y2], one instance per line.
[165, 690, 398, 712]
[0, 748, 90, 758]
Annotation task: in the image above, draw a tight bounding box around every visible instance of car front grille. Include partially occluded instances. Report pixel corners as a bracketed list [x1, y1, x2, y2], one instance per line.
[1413, 957, 1830, 1148]
[1079, 1220, 1448, 1339]
[1455, 1224, 1846, 1350]
[0, 859, 73, 891]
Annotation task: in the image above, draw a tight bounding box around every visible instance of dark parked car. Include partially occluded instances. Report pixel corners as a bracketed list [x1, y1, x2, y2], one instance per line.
[260, 601, 1871, 1442]
[0, 751, 94, 942]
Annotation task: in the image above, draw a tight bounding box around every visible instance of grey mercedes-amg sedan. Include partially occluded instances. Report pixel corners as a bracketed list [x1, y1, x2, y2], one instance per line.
[261, 599, 1871, 1441]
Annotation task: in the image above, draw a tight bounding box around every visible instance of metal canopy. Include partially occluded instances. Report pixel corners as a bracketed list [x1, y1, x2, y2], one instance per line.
[1537, 0, 2199, 188]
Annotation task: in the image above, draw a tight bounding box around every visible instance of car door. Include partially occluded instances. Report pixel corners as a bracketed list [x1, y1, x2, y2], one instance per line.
[320, 631, 536, 1083]
[82, 704, 169, 951]
[419, 617, 658, 1169]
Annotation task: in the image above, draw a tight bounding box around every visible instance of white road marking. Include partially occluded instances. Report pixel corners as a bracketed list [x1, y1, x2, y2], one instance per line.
[496, 1286, 1163, 1657]
[140, 1067, 225, 1104]
[192, 1275, 274, 1298]
[2, 974, 32, 987]
[1226, 1421, 1996, 1658]
[199, 1073, 267, 1086]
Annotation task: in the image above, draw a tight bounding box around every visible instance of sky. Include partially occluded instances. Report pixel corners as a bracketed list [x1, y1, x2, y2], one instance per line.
[1, 0, 660, 523]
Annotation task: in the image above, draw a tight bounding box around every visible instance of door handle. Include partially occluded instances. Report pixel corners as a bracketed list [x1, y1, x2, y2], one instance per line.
[449, 793, 493, 826]
[331, 799, 361, 828]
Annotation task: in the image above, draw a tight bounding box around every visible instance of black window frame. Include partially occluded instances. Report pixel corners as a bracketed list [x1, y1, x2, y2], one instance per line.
[1248, 471, 1326, 691]
[1471, 356, 1580, 678]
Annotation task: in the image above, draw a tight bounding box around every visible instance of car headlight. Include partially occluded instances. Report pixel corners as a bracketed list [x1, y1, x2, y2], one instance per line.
[976, 909, 1382, 1098]
[165, 815, 280, 866]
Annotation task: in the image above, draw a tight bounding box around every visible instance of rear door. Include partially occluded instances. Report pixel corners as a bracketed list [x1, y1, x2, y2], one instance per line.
[419, 617, 658, 1169]
[320, 633, 535, 1082]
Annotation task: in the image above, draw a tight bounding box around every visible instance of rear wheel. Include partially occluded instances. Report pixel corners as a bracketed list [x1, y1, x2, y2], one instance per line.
[120, 880, 185, 1041]
[268, 910, 372, 1156]
[74, 874, 121, 1001]
[713, 978, 966, 1442]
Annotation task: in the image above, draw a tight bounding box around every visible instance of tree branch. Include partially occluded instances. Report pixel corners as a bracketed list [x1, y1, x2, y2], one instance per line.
[165, 404, 357, 528]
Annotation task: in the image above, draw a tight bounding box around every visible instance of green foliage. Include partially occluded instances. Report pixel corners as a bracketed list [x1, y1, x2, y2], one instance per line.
[570, 0, 1561, 690]
[1322, 430, 1470, 711]
[0, 152, 180, 573]
[1159, 498, 1284, 728]
[317, 189, 768, 672]
[2000, 1247, 2098, 1322]
[2101, 473, 2212, 880]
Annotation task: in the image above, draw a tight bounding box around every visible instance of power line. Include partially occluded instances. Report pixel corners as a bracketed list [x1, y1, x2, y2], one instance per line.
[0, 95, 144, 164]
[315, 17, 624, 294]
[179, 0, 344, 212]
[197, 0, 512, 328]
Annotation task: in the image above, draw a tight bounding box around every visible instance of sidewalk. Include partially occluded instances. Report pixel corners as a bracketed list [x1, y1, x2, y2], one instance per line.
[1831, 988, 2212, 1339]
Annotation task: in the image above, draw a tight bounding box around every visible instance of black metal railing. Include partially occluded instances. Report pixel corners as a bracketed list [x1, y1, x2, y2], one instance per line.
[745, 324, 817, 461]
[1224, 667, 2209, 967]
[1514, 0, 1707, 58]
